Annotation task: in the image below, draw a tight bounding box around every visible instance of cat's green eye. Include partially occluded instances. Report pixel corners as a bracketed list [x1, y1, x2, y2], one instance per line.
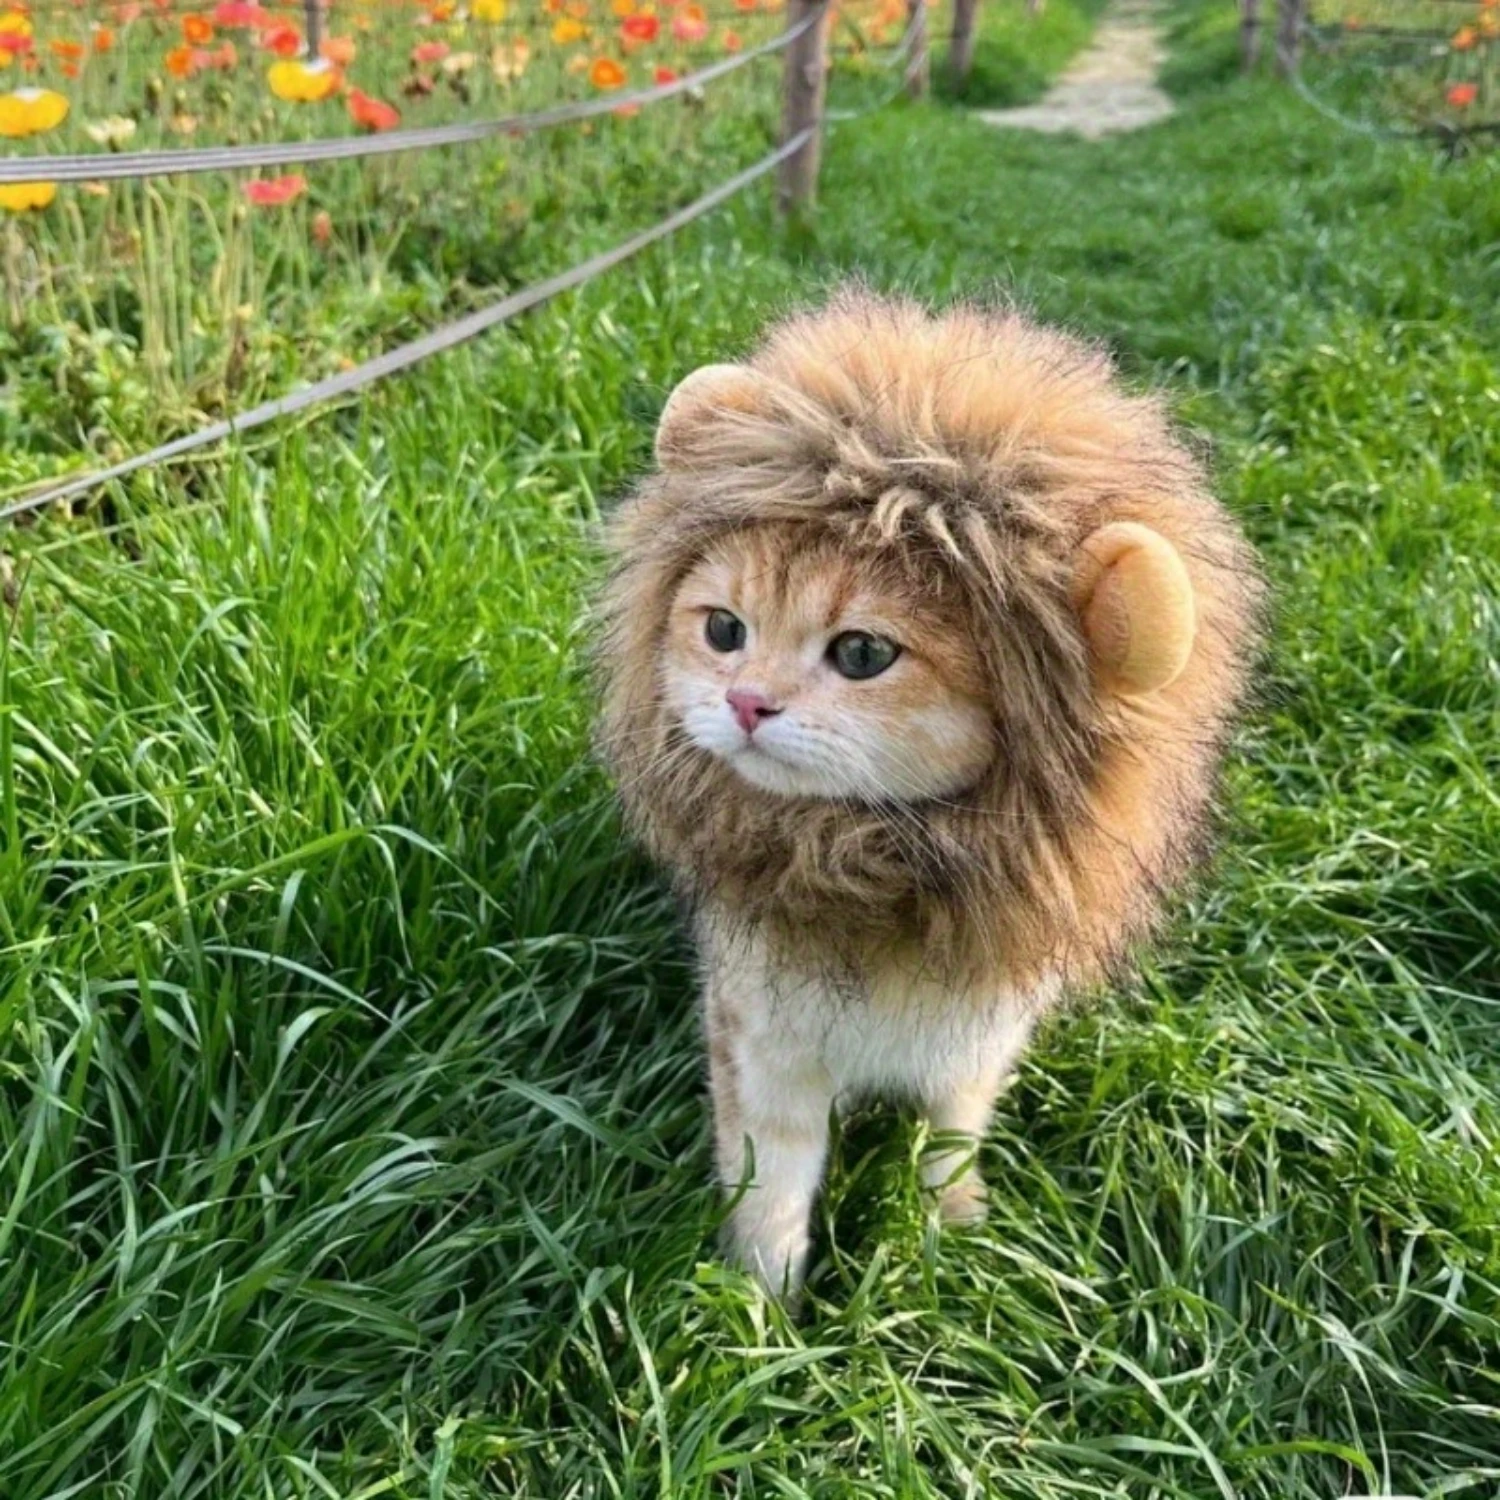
[705, 609, 747, 653]
[829, 632, 900, 680]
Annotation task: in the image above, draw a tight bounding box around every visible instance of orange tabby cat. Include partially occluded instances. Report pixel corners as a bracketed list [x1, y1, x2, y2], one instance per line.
[597, 290, 1263, 1294]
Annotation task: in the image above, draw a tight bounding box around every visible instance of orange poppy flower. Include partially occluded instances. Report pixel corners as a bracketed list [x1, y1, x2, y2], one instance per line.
[612, 0, 637, 13]
[1446, 81, 1477, 107]
[567, 1, 589, 17]
[721, 27, 742, 48]
[182, 13, 214, 43]
[1451, 25, 1476, 49]
[671, 5, 706, 41]
[589, 55, 625, 87]
[50, 39, 85, 61]
[347, 85, 399, 129]
[243, 173, 305, 205]
[92, 24, 115, 50]
[319, 34, 355, 64]
[411, 38, 448, 62]
[311, 208, 332, 244]
[734, 0, 756, 11]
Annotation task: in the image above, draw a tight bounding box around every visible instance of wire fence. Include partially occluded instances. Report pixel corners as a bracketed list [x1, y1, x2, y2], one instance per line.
[0, 0, 925, 525]
[0, 16, 819, 183]
[1250, 0, 1500, 145]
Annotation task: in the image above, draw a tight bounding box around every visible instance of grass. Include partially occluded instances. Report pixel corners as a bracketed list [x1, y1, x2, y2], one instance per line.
[4, 0, 1500, 1494]
[934, 0, 1109, 108]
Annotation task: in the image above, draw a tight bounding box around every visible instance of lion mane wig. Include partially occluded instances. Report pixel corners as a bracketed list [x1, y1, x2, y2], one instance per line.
[596, 290, 1264, 993]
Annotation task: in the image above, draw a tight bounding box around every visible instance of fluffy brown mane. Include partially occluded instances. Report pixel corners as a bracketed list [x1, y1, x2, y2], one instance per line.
[595, 290, 1264, 993]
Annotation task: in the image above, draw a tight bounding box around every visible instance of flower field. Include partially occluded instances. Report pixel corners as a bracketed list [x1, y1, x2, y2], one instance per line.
[1307, 0, 1500, 139]
[0, 0, 905, 495]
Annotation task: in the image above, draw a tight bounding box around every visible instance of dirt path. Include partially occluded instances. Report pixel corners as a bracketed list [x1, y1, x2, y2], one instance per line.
[976, 0, 1173, 139]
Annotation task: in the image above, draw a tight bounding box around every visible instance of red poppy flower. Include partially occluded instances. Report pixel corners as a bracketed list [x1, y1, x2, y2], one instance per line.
[243, 173, 305, 205]
[653, 64, 678, 84]
[347, 86, 399, 130]
[621, 12, 658, 41]
[258, 21, 301, 55]
[1446, 81, 1478, 107]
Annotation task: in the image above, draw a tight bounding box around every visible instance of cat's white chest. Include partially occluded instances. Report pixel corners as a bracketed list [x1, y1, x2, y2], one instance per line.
[702, 919, 1046, 1104]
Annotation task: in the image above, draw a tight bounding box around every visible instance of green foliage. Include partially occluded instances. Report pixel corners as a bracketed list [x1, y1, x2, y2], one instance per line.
[935, 0, 1110, 108]
[3, 8, 1500, 1497]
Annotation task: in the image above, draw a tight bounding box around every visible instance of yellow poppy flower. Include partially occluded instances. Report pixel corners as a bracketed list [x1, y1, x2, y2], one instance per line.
[266, 57, 340, 103]
[0, 87, 69, 137]
[472, 0, 506, 19]
[550, 17, 586, 43]
[0, 180, 56, 211]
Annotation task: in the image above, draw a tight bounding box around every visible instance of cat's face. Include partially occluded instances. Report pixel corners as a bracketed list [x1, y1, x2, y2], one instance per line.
[663, 528, 995, 802]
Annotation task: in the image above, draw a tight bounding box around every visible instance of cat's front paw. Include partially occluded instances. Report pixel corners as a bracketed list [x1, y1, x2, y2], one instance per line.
[729, 1216, 810, 1299]
[935, 1172, 989, 1228]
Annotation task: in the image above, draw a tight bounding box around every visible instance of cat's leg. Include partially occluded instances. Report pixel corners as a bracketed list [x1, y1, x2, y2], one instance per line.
[922, 1013, 1033, 1226]
[705, 981, 833, 1297]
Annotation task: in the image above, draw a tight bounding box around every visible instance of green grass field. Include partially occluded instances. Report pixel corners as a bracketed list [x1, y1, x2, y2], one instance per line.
[4, 1, 1500, 1495]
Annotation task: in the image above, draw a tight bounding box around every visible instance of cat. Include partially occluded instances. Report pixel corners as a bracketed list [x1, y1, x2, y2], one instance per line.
[596, 289, 1264, 1295]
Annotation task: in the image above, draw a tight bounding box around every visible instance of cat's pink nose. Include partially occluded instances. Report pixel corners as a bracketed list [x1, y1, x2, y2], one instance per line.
[726, 688, 781, 736]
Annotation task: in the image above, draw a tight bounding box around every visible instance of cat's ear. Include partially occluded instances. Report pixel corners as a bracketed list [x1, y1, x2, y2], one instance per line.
[655, 363, 768, 468]
[1070, 522, 1196, 696]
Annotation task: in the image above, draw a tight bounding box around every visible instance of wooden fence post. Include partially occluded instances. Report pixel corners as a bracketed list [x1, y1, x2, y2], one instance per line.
[777, 0, 829, 215]
[906, 0, 929, 99]
[1240, 0, 1260, 70]
[949, 0, 979, 86]
[304, 0, 322, 57]
[1275, 0, 1303, 75]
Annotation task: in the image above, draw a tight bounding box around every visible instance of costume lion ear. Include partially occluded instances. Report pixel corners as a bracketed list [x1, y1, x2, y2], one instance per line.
[655, 363, 768, 468]
[1070, 522, 1196, 696]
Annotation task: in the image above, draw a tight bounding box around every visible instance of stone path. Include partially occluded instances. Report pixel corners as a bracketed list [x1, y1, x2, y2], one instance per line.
[975, 0, 1174, 139]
